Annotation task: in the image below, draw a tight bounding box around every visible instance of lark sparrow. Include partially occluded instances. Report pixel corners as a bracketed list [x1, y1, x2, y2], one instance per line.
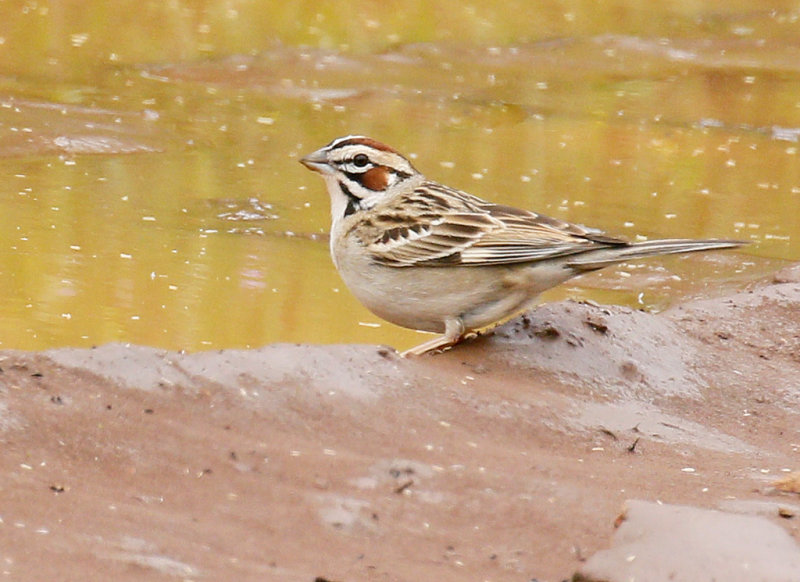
[300, 135, 746, 356]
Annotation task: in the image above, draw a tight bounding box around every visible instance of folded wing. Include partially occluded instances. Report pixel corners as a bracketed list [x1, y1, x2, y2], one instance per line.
[364, 182, 628, 268]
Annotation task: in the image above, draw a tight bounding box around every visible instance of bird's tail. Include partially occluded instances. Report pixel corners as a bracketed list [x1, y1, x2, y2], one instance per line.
[566, 239, 747, 271]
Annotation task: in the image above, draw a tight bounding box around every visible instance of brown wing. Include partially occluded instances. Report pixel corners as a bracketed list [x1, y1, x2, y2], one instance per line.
[360, 182, 629, 267]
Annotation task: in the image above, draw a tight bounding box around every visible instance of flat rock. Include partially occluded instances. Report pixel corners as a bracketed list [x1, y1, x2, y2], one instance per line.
[575, 500, 800, 582]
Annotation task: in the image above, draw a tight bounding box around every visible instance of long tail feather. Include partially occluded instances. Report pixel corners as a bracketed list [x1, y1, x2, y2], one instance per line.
[566, 239, 747, 271]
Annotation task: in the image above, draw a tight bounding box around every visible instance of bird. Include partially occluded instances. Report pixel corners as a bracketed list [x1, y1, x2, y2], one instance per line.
[300, 135, 747, 356]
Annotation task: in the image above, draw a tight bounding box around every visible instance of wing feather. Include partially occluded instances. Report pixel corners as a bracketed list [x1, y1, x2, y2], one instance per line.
[359, 182, 628, 267]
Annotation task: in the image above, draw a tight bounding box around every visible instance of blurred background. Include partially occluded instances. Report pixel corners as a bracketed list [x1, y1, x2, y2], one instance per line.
[0, 1, 796, 352]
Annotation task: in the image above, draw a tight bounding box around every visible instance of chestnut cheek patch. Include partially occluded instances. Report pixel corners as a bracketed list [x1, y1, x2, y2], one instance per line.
[361, 166, 390, 191]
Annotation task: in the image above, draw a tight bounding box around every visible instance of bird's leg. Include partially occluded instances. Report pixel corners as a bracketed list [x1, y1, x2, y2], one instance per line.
[400, 318, 465, 357]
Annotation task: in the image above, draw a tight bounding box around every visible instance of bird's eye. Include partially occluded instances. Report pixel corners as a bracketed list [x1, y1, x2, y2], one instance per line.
[353, 153, 369, 167]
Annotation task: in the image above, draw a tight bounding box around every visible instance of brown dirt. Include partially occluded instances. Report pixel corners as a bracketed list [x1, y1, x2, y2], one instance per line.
[1, 266, 799, 581]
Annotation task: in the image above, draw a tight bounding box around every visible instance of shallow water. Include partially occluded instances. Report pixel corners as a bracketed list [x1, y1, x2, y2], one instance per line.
[0, 1, 797, 352]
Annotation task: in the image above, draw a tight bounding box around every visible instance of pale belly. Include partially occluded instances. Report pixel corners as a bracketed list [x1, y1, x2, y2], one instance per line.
[333, 244, 575, 334]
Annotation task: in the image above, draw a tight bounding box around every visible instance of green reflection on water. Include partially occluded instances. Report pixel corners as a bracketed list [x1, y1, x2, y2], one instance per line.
[0, 1, 795, 352]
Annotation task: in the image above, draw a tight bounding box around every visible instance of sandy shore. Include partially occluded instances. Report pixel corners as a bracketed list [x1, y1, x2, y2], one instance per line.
[1, 266, 799, 581]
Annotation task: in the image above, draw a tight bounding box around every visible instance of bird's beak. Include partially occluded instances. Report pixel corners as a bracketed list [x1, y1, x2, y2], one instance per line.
[299, 148, 332, 174]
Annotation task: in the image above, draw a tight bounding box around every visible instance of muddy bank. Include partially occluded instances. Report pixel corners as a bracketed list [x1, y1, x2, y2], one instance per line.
[1, 267, 799, 581]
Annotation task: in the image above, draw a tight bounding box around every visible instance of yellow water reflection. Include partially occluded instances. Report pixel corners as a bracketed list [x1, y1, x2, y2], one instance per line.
[0, 1, 796, 352]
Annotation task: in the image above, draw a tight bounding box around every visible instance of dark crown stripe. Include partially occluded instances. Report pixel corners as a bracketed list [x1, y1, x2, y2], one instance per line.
[329, 136, 398, 154]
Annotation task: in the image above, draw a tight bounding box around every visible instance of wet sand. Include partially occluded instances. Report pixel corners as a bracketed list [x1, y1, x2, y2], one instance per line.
[1, 266, 799, 581]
